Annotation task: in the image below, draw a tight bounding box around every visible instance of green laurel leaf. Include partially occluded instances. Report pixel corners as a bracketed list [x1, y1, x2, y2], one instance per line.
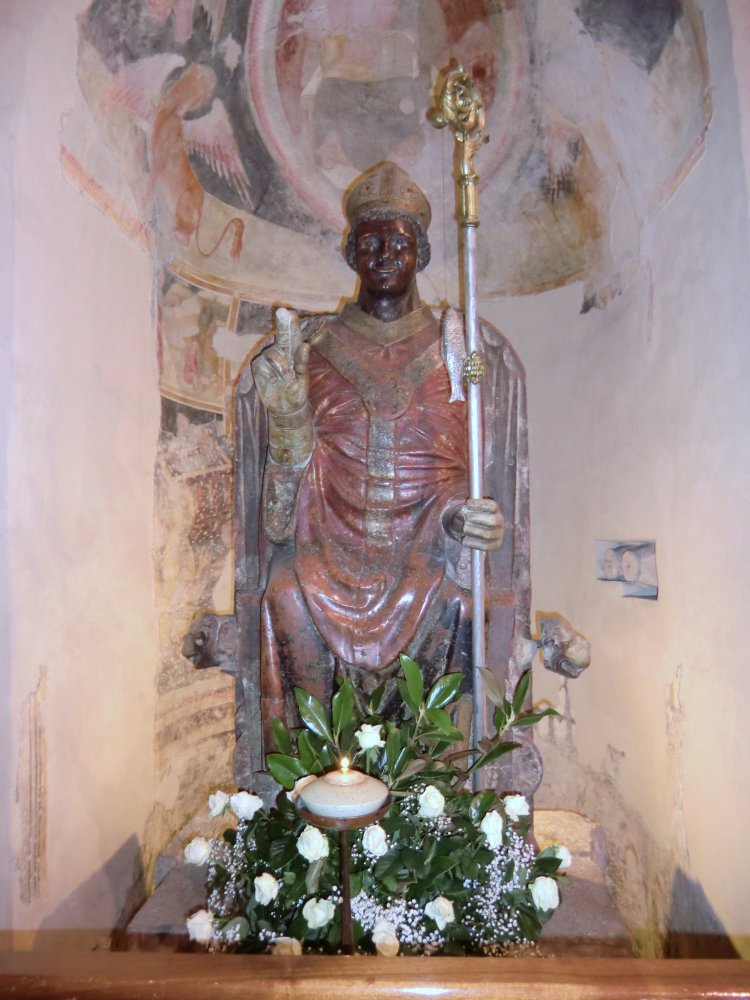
[513, 670, 532, 714]
[369, 682, 386, 714]
[469, 790, 497, 823]
[332, 680, 354, 736]
[296, 731, 325, 773]
[513, 707, 561, 728]
[271, 718, 292, 754]
[294, 687, 334, 744]
[424, 706, 456, 734]
[221, 916, 250, 940]
[425, 672, 463, 709]
[480, 668, 507, 708]
[266, 753, 307, 790]
[467, 740, 519, 774]
[397, 677, 419, 717]
[400, 654, 424, 709]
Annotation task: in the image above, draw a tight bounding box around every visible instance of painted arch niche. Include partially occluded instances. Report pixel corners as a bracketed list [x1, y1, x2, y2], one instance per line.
[70, 0, 710, 309]
[63, 0, 711, 823]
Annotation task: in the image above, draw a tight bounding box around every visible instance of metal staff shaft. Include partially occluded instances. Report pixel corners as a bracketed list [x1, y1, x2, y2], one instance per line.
[431, 66, 489, 789]
[464, 226, 487, 788]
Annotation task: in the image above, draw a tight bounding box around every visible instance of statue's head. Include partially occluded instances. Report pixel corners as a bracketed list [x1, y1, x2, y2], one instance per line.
[344, 162, 431, 273]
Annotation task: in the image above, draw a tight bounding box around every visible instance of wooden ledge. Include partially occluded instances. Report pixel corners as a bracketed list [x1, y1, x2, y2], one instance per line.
[1, 953, 749, 999]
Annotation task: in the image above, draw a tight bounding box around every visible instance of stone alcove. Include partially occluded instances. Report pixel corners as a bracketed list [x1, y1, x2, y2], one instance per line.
[2, 0, 749, 960]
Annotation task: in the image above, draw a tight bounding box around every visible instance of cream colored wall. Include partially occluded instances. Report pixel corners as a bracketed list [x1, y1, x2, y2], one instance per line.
[729, 0, 750, 220]
[2, 0, 749, 956]
[482, 0, 750, 958]
[0, 7, 24, 940]
[2, 0, 160, 947]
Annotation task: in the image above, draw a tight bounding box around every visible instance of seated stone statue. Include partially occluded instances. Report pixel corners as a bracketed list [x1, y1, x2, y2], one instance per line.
[186, 162, 538, 795]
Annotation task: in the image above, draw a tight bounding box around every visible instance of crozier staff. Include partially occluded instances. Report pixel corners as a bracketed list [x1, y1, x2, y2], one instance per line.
[431, 64, 491, 775]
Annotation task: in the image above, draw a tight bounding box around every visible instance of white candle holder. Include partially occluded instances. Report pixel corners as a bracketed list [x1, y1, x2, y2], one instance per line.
[298, 764, 389, 820]
[295, 794, 392, 954]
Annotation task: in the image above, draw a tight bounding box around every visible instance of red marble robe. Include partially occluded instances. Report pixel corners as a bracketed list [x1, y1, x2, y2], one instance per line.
[246, 301, 529, 739]
[296, 303, 468, 670]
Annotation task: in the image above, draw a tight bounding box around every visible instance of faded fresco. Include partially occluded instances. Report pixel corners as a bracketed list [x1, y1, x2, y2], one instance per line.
[68, 0, 711, 306]
[61, 0, 711, 829]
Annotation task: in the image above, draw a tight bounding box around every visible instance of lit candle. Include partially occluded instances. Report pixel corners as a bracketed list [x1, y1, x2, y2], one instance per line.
[298, 758, 389, 820]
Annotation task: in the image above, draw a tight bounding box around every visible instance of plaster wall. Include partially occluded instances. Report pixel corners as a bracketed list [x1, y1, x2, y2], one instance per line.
[2, 0, 160, 946]
[2, 0, 748, 957]
[728, 0, 750, 222]
[482, 0, 750, 957]
[0, 7, 27, 941]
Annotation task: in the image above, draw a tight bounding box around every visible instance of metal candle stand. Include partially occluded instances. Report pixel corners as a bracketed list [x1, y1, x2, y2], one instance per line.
[295, 797, 392, 955]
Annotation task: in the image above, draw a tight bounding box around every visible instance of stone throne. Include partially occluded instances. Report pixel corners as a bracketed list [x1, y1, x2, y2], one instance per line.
[184, 305, 588, 802]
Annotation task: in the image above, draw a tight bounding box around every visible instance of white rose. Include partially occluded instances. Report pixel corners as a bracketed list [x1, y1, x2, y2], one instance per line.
[272, 936, 302, 955]
[553, 844, 572, 871]
[254, 872, 280, 905]
[230, 791, 264, 821]
[302, 897, 335, 929]
[479, 810, 504, 850]
[208, 790, 230, 818]
[183, 836, 211, 866]
[372, 919, 399, 957]
[530, 876, 560, 912]
[424, 895, 455, 930]
[418, 785, 445, 818]
[362, 824, 388, 857]
[355, 723, 385, 751]
[296, 825, 330, 862]
[186, 908, 215, 944]
[503, 794, 530, 823]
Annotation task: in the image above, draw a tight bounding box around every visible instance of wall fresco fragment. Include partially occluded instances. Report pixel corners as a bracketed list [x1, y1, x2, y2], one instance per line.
[577, 0, 682, 72]
[71, 0, 710, 308]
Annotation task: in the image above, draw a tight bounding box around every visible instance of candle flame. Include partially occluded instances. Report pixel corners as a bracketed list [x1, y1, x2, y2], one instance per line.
[340, 756, 350, 774]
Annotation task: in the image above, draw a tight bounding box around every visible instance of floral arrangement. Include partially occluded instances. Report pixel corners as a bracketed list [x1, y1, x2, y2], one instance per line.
[184, 656, 569, 956]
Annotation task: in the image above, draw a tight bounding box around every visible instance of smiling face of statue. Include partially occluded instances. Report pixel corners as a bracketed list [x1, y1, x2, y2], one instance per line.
[354, 216, 420, 322]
